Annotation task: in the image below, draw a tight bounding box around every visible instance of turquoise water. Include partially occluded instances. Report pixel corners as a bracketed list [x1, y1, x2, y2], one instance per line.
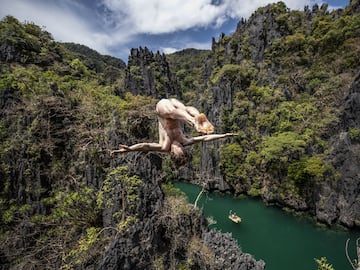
[175, 181, 360, 270]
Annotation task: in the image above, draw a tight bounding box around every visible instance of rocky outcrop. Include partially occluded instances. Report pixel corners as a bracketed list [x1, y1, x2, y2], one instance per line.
[341, 72, 360, 129]
[99, 153, 265, 270]
[125, 47, 180, 98]
[193, 3, 294, 191]
[99, 212, 266, 270]
[348, 0, 360, 14]
[240, 3, 288, 63]
[203, 230, 265, 270]
[200, 3, 360, 229]
[99, 154, 165, 269]
[62, 42, 126, 71]
[191, 55, 246, 192]
[211, 2, 290, 65]
[3, 3, 360, 268]
[318, 72, 360, 227]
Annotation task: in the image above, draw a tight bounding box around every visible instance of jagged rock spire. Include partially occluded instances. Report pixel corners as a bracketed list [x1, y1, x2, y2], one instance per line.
[125, 47, 180, 99]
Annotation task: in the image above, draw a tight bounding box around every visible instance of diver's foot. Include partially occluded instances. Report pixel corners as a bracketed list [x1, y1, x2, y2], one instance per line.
[110, 145, 131, 156]
[195, 113, 214, 134]
[119, 144, 130, 150]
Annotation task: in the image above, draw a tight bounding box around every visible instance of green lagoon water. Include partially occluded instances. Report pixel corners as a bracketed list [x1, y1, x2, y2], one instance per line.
[175, 181, 360, 270]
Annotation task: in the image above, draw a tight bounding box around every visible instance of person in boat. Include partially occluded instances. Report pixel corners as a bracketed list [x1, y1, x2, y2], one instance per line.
[110, 98, 237, 158]
[229, 210, 237, 217]
[229, 210, 241, 223]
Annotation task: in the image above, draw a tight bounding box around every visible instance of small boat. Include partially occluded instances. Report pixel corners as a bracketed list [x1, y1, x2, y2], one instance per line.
[229, 210, 241, 223]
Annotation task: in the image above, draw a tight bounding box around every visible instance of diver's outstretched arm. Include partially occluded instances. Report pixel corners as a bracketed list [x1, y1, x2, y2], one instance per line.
[183, 133, 238, 146]
[110, 143, 165, 155]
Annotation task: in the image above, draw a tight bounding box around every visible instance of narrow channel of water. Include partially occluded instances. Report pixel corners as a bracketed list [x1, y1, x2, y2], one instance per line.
[175, 181, 360, 270]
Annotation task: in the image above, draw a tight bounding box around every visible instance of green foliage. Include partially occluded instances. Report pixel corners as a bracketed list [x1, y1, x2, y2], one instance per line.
[257, 100, 319, 133]
[1, 4, 360, 268]
[247, 83, 283, 107]
[129, 65, 141, 76]
[0, 178, 105, 268]
[260, 132, 306, 164]
[78, 227, 100, 252]
[304, 156, 327, 177]
[0, 20, 131, 265]
[0, 73, 16, 92]
[166, 49, 210, 101]
[240, 32, 252, 59]
[0, 15, 63, 64]
[97, 166, 143, 223]
[70, 58, 90, 76]
[288, 156, 327, 183]
[268, 7, 360, 70]
[65, 227, 102, 267]
[162, 183, 186, 197]
[315, 257, 335, 270]
[62, 42, 125, 74]
[42, 183, 99, 225]
[211, 63, 256, 85]
[186, 236, 214, 268]
[284, 33, 306, 51]
[122, 92, 157, 112]
[163, 194, 191, 216]
[248, 185, 263, 197]
[153, 257, 165, 270]
[161, 156, 178, 182]
[220, 143, 245, 183]
[191, 144, 202, 170]
[253, 1, 288, 18]
[349, 128, 360, 141]
[2, 205, 17, 224]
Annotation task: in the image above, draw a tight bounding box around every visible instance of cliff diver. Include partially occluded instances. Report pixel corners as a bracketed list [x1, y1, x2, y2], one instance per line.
[110, 98, 237, 158]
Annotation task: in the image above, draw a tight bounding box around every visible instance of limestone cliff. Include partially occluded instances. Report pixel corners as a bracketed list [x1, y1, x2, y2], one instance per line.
[0, 15, 266, 269]
[1, 1, 360, 268]
[161, 1, 360, 228]
[317, 72, 360, 227]
[125, 47, 180, 98]
[99, 154, 265, 270]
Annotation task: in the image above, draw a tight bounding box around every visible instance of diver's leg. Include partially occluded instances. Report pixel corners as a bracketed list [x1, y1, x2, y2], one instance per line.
[156, 99, 214, 134]
[170, 98, 214, 134]
[156, 99, 196, 126]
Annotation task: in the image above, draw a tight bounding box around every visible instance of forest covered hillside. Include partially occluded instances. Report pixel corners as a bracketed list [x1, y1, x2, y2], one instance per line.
[0, 0, 360, 269]
[0, 13, 264, 270]
[193, 1, 360, 229]
[167, 0, 360, 228]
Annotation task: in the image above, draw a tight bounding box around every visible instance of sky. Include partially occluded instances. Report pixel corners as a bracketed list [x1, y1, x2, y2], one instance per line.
[0, 0, 350, 62]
